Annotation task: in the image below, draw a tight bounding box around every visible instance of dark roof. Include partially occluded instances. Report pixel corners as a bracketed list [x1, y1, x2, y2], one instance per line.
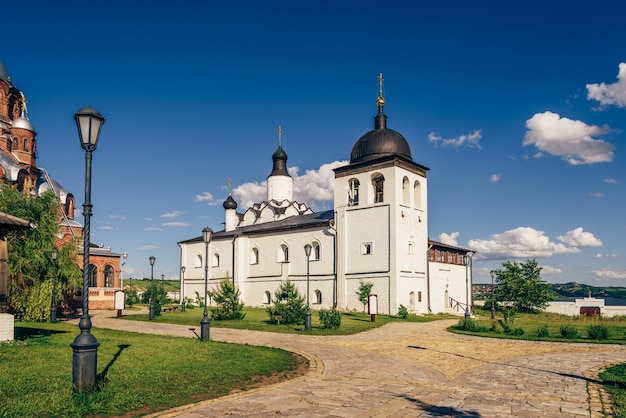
[350, 111, 412, 164]
[428, 239, 473, 254]
[223, 195, 237, 210]
[268, 145, 291, 178]
[0, 61, 14, 88]
[0, 211, 31, 231]
[178, 210, 334, 244]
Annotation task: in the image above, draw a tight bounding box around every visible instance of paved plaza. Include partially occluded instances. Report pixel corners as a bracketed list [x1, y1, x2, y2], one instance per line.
[88, 311, 625, 417]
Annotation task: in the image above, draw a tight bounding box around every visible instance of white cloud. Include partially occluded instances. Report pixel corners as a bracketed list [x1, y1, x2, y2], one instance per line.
[108, 214, 126, 220]
[427, 130, 482, 149]
[540, 265, 563, 275]
[556, 227, 602, 247]
[523, 111, 614, 165]
[593, 269, 626, 280]
[588, 192, 604, 197]
[138, 245, 157, 251]
[143, 226, 161, 231]
[193, 192, 214, 203]
[467, 227, 580, 259]
[162, 221, 190, 227]
[438, 232, 460, 246]
[586, 62, 626, 108]
[595, 253, 620, 260]
[233, 160, 348, 210]
[604, 178, 619, 184]
[489, 174, 501, 183]
[100, 226, 116, 230]
[161, 211, 182, 219]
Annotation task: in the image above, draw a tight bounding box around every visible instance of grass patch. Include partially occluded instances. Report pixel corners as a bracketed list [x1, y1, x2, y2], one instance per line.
[1, 321, 306, 417]
[449, 311, 626, 344]
[122, 306, 453, 335]
[600, 363, 626, 418]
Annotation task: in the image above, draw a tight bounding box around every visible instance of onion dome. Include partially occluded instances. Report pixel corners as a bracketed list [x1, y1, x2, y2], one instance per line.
[268, 125, 291, 178]
[223, 195, 238, 210]
[11, 116, 35, 133]
[350, 73, 412, 164]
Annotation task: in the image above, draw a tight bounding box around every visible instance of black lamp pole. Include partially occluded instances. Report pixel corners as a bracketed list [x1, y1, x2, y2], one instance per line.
[490, 270, 496, 320]
[149, 256, 155, 320]
[304, 243, 312, 331]
[161, 274, 165, 305]
[200, 227, 213, 341]
[180, 266, 186, 312]
[70, 106, 104, 392]
[50, 247, 58, 323]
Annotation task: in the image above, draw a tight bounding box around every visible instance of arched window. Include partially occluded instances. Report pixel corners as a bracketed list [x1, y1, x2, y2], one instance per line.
[278, 244, 289, 263]
[264, 291, 271, 304]
[373, 175, 384, 203]
[88, 264, 98, 287]
[195, 253, 202, 268]
[402, 176, 410, 206]
[212, 252, 220, 267]
[315, 289, 322, 305]
[312, 242, 321, 260]
[414, 180, 422, 209]
[104, 265, 114, 287]
[251, 247, 259, 264]
[348, 179, 360, 206]
[23, 139, 28, 152]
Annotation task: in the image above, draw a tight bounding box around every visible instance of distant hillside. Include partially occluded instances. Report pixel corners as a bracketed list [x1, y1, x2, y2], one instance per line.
[473, 282, 626, 300]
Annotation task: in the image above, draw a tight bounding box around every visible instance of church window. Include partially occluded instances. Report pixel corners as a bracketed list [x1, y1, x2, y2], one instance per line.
[212, 252, 220, 268]
[24, 139, 28, 152]
[315, 289, 322, 305]
[418, 291, 422, 302]
[312, 242, 321, 260]
[414, 180, 422, 209]
[195, 253, 202, 268]
[348, 179, 360, 206]
[373, 175, 384, 203]
[402, 176, 410, 206]
[361, 242, 373, 255]
[104, 265, 114, 287]
[408, 242, 414, 255]
[88, 264, 98, 287]
[278, 244, 289, 263]
[251, 247, 259, 264]
[264, 291, 271, 304]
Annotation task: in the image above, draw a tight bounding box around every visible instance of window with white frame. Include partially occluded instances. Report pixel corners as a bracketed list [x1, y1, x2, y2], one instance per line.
[251, 247, 259, 264]
[195, 253, 202, 268]
[361, 242, 373, 255]
[312, 241, 321, 260]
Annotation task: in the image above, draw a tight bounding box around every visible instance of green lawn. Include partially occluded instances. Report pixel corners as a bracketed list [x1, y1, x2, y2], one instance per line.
[123, 305, 451, 335]
[0, 321, 305, 417]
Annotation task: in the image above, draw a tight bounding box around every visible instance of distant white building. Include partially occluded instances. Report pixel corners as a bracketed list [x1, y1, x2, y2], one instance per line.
[178, 77, 473, 315]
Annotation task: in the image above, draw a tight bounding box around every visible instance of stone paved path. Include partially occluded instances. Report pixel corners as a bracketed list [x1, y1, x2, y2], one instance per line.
[87, 311, 626, 417]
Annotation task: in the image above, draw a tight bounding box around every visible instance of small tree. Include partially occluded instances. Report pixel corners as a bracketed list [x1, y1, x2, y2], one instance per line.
[494, 259, 554, 326]
[356, 280, 374, 312]
[209, 278, 245, 320]
[267, 279, 305, 325]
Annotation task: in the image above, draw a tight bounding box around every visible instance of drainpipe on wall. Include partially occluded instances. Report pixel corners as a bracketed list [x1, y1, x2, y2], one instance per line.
[427, 243, 433, 313]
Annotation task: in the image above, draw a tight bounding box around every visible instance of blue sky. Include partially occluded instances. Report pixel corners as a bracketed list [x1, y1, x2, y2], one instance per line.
[3, 1, 625, 285]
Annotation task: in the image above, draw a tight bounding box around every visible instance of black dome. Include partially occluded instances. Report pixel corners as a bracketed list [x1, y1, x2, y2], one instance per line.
[223, 195, 237, 210]
[350, 112, 412, 164]
[268, 145, 291, 178]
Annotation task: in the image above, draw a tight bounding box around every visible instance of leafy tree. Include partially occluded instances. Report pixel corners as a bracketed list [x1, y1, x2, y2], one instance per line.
[494, 259, 554, 325]
[209, 278, 245, 320]
[266, 279, 305, 325]
[0, 186, 81, 320]
[356, 280, 374, 312]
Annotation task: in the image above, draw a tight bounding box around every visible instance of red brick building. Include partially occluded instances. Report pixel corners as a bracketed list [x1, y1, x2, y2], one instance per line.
[0, 60, 122, 309]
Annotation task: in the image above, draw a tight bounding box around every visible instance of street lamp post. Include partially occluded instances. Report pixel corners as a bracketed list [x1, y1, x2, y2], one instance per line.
[200, 227, 213, 342]
[149, 256, 155, 320]
[161, 274, 165, 305]
[180, 266, 186, 312]
[490, 270, 496, 320]
[50, 247, 58, 323]
[70, 106, 104, 392]
[304, 243, 312, 331]
[120, 252, 127, 289]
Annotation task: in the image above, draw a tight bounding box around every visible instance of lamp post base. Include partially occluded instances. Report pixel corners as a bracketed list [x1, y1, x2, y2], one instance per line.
[200, 314, 211, 341]
[181, 300, 186, 312]
[464, 309, 471, 319]
[491, 307, 496, 320]
[70, 316, 100, 392]
[50, 307, 57, 323]
[304, 307, 311, 331]
[149, 300, 154, 320]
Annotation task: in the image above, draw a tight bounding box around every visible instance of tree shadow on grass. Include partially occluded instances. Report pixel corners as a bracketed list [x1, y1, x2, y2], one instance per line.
[97, 344, 131, 389]
[14, 326, 69, 340]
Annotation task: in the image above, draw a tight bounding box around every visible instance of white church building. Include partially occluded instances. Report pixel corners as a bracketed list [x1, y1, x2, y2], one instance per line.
[178, 78, 473, 315]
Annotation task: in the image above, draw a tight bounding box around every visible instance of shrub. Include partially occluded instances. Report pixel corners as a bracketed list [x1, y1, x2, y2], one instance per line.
[266, 280, 305, 325]
[587, 324, 611, 340]
[511, 328, 525, 336]
[537, 324, 550, 337]
[560, 324, 578, 339]
[457, 317, 478, 331]
[209, 279, 246, 320]
[397, 304, 409, 319]
[319, 308, 342, 329]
